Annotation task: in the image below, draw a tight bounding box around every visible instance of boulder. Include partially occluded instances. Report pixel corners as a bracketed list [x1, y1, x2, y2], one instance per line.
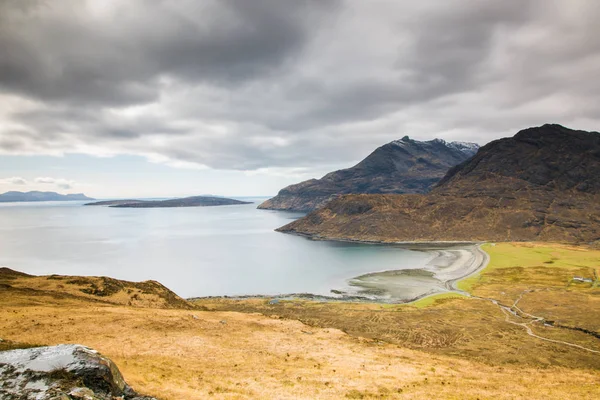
[0, 344, 156, 400]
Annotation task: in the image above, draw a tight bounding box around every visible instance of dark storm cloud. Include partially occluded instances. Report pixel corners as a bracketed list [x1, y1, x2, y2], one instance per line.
[0, 0, 599, 173]
[0, 0, 337, 105]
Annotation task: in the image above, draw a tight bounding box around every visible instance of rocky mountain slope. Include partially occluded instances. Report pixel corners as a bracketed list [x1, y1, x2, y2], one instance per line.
[278, 124, 600, 245]
[0, 191, 93, 202]
[258, 137, 478, 211]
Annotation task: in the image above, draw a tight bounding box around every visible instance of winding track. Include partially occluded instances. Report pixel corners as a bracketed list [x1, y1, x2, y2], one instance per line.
[497, 303, 600, 354]
[458, 245, 600, 354]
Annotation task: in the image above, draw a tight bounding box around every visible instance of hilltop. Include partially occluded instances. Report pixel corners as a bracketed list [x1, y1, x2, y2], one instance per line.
[278, 124, 600, 244]
[0, 191, 93, 202]
[0, 267, 192, 309]
[258, 137, 478, 212]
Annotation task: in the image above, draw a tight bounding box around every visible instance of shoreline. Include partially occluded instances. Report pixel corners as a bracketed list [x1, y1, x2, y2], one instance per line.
[188, 242, 491, 305]
[275, 229, 483, 247]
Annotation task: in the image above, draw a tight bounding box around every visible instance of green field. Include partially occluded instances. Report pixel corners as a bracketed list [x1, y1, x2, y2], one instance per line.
[458, 242, 600, 293]
[197, 242, 600, 372]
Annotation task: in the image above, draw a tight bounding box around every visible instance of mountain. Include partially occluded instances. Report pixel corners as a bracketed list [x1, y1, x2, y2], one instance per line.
[0, 191, 93, 202]
[278, 124, 600, 245]
[258, 137, 479, 212]
[85, 196, 251, 208]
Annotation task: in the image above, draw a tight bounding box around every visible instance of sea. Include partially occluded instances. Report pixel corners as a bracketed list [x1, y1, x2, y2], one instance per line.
[0, 198, 432, 299]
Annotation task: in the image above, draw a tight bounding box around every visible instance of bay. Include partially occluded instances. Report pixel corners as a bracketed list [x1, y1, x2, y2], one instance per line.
[0, 198, 432, 298]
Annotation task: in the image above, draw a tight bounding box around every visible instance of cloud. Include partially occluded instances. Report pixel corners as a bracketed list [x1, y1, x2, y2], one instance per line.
[35, 177, 76, 190]
[0, 176, 27, 185]
[0, 0, 599, 176]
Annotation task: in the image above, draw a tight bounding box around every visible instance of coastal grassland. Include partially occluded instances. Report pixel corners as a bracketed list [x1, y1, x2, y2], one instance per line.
[458, 242, 600, 293]
[405, 292, 468, 309]
[195, 242, 600, 370]
[1, 286, 598, 400]
[459, 242, 600, 334]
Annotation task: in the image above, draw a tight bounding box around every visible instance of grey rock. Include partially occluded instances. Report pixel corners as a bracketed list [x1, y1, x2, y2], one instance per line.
[0, 344, 157, 400]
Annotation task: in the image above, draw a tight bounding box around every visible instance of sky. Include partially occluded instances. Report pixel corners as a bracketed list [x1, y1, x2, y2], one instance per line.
[0, 0, 599, 198]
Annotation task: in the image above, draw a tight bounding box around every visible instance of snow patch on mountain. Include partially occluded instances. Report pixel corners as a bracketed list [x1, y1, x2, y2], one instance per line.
[392, 137, 479, 157]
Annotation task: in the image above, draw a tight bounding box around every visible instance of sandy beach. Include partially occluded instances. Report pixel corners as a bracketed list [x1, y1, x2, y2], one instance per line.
[191, 243, 491, 304]
[345, 243, 489, 302]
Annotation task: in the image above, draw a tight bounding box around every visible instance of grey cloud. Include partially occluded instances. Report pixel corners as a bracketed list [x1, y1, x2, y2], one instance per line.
[0, 0, 599, 173]
[34, 177, 75, 189]
[0, 0, 337, 105]
[0, 176, 27, 185]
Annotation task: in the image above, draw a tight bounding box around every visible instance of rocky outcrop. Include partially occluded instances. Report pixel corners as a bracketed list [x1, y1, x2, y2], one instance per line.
[0, 344, 155, 399]
[258, 137, 478, 212]
[277, 124, 600, 245]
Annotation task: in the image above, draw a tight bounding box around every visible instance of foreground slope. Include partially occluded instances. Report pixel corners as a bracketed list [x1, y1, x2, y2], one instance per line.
[278, 124, 600, 244]
[258, 137, 478, 212]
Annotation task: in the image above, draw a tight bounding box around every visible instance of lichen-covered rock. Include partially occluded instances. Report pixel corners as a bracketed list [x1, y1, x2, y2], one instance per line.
[0, 344, 156, 400]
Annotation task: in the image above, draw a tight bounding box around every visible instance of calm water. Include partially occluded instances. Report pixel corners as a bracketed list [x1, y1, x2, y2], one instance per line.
[0, 199, 432, 298]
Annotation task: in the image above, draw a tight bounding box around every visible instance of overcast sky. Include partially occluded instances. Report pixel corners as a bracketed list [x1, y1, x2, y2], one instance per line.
[0, 0, 598, 197]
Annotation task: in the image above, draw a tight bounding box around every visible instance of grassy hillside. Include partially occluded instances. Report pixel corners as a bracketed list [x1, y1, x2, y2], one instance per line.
[0, 267, 192, 309]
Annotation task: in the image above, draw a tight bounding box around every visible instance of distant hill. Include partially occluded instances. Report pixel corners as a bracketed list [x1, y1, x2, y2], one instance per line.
[85, 196, 251, 208]
[84, 199, 147, 207]
[258, 137, 478, 212]
[0, 191, 93, 202]
[278, 124, 600, 245]
[0, 267, 192, 309]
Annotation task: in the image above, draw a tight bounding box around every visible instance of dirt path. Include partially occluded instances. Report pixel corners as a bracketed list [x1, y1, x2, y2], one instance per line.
[442, 245, 600, 354]
[497, 301, 600, 354]
[474, 287, 600, 354]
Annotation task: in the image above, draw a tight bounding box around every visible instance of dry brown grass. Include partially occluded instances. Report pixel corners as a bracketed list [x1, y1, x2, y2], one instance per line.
[1, 288, 598, 399]
[0, 267, 191, 309]
[197, 296, 600, 370]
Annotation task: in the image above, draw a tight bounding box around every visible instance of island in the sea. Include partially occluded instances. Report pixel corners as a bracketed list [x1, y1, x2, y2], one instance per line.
[85, 195, 252, 208]
[0, 191, 94, 202]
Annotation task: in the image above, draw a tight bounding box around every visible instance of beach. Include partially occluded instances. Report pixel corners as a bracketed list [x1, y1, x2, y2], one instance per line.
[345, 243, 489, 302]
